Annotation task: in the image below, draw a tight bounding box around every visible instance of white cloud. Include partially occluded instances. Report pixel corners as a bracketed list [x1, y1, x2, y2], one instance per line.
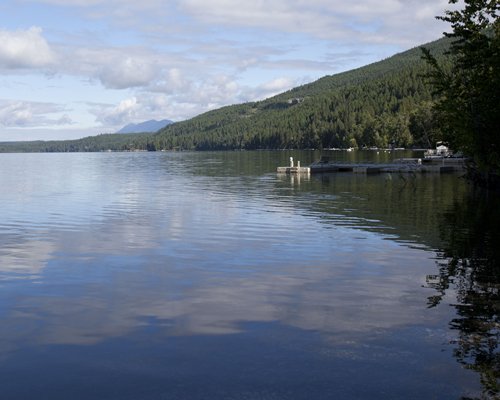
[178, 0, 450, 45]
[0, 99, 74, 127]
[24, 0, 172, 26]
[147, 67, 193, 95]
[178, 0, 341, 39]
[91, 97, 139, 126]
[59, 46, 162, 90]
[24, 0, 451, 46]
[260, 77, 298, 92]
[143, 71, 241, 117]
[98, 56, 158, 89]
[0, 0, 455, 140]
[89, 92, 205, 128]
[240, 76, 308, 103]
[189, 74, 240, 106]
[0, 27, 56, 69]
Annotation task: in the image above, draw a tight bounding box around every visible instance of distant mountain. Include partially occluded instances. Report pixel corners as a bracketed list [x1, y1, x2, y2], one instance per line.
[117, 119, 173, 134]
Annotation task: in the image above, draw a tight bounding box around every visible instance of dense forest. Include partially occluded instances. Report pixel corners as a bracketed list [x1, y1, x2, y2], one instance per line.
[152, 37, 451, 151]
[0, 36, 452, 153]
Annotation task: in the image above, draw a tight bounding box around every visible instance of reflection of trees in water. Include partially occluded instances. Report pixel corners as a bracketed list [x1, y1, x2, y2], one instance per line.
[427, 189, 500, 399]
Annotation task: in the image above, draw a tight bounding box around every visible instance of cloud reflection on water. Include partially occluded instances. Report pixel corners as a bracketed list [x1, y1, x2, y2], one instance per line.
[0, 217, 448, 353]
[0, 152, 457, 357]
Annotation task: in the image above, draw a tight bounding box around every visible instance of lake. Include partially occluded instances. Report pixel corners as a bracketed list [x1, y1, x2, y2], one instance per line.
[0, 150, 498, 399]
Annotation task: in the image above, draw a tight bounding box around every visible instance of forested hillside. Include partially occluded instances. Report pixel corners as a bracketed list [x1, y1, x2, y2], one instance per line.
[151, 36, 451, 151]
[0, 36, 451, 153]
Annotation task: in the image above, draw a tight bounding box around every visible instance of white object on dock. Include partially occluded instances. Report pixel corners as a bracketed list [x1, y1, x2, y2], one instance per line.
[277, 159, 310, 174]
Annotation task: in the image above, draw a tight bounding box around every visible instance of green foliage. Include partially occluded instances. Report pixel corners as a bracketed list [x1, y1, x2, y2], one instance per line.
[408, 101, 441, 148]
[422, 0, 500, 173]
[149, 37, 452, 152]
[0, 37, 454, 153]
[0, 133, 155, 153]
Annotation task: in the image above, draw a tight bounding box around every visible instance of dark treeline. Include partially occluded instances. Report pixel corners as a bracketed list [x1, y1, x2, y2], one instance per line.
[0, 133, 156, 153]
[0, 37, 452, 153]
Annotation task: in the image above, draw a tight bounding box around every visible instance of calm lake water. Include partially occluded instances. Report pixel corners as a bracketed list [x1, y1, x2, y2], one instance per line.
[0, 150, 498, 399]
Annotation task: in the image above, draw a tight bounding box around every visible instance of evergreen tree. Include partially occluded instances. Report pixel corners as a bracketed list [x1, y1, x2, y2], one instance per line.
[422, 0, 500, 178]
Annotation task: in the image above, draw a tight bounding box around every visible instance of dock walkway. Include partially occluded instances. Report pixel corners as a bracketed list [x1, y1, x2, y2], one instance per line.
[277, 157, 465, 175]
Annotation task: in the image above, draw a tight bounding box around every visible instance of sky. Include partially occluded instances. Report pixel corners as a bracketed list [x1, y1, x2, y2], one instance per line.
[0, 0, 454, 142]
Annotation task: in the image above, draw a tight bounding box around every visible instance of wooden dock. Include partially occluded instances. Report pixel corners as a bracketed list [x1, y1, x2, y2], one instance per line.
[277, 166, 311, 174]
[278, 157, 466, 175]
[277, 157, 311, 174]
[317, 164, 458, 174]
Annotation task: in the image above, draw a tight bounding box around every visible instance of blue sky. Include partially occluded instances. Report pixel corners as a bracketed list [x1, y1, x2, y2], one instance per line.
[0, 0, 452, 141]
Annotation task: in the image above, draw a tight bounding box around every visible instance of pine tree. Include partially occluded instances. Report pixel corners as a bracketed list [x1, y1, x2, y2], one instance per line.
[422, 0, 500, 180]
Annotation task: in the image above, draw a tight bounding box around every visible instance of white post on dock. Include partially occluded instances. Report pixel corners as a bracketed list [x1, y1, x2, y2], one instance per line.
[297, 161, 301, 168]
[290, 157, 294, 168]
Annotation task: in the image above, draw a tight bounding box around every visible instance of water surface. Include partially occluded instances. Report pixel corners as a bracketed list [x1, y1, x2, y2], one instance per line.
[0, 151, 497, 399]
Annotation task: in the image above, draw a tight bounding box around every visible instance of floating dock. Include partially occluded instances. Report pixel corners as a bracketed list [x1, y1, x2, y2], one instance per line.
[278, 157, 465, 175]
[277, 157, 311, 174]
[277, 166, 311, 174]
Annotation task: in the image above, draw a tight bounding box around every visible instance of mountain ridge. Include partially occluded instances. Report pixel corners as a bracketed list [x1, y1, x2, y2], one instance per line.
[117, 119, 173, 134]
[152, 35, 451, 150]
